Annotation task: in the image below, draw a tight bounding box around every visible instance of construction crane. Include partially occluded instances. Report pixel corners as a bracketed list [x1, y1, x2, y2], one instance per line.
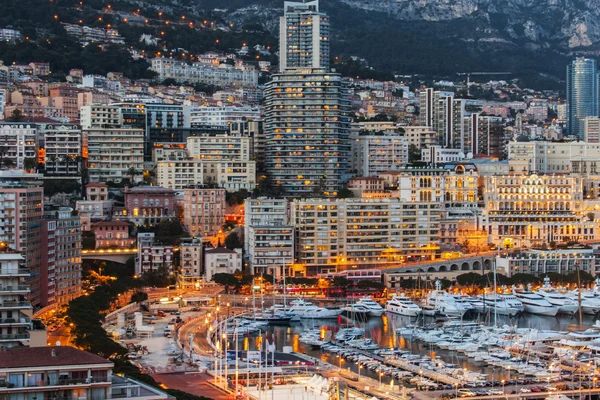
[457, 71, 512, 96]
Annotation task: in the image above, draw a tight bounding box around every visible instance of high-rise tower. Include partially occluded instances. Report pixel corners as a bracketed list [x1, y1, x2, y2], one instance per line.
[567, 57, 599, 139]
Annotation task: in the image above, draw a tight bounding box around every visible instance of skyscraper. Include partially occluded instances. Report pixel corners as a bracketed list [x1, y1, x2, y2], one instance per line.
[567, 57, 599, 139]
[279, 0, 330, 72]
[265, 0, 350, 196]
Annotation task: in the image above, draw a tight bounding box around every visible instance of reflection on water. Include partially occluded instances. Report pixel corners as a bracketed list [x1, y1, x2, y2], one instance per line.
[230, 312, 596, 386]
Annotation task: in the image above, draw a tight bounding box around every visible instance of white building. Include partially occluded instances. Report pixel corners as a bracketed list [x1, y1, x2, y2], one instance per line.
[187, 135, 251, 161]
[247, 225, 294, 279]
[136, 233, 174, 275]
[244, 198, 290, 252]
[189, 106, 262, 128]
[584, 116, 600, 143]
[508, 140, 600, 175]
[151, 58, 259, 87]
[155, 159, 256, 191]
[204, 247, 242, 281]
[0, 88, 6, 120]
[38, 123, 82, 176]
[400, 126, 438, 150]
[351, 132, 408, 176]
[80, 104, 122, 129]
[85, 128, 144, 183]
[421, 145, 465, 164]
[0, 123, 37, 170]
[497, 249, 598, 277]
[178, 238, 203, 289]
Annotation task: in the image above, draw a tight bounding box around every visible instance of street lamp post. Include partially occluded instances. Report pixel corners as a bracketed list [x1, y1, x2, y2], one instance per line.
[502, 380, 505, 395]
[379, 372, 384, 387]
[358, 365, 362, 381]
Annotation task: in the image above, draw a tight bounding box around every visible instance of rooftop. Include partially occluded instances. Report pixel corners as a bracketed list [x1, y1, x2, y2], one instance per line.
[123, 186, 174, 194]
[92, 220, 130, 227]
[0, 346, 112, 369]
[205, 247, 237, 254]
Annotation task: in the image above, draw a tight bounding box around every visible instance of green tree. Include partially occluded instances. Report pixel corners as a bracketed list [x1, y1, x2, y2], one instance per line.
[7, 109, 24, 122]
[23, 157, 36, 172]
[161, 78, 177, 86]
[331, 276, 350, 288]
[337, 188, 354, 198]
[408, 144, 421, 163]
[224, 232, 242, 250]
[356, 280, 385, 290]
[212, 273, 239, 294]
[456, 272, 484, 288]
[127, 167, 138, 184]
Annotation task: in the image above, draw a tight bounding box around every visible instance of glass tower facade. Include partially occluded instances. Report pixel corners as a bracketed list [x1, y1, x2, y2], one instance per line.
[567, 57, 599, 139]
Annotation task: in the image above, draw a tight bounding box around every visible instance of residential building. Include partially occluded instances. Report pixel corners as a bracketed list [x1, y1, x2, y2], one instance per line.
[230, 119, 265, 167]
[151, 58, 259, 87]
[155, 159, 256, 191]
[29, 62, 50, 77]
[507, 140, 600, 175]
[584, 116, 600, 143]
[567, 57, 599, 139]
[290, 198, 440, 275]
[79, 104, 122, 129]
[482, 174, 596, 248]
[497, 249, 597, 277]
[264, 69, 351, 196]
[183, 187, 226, 239]
[0, 28, 21, 41]
[0, 175, 43, 308]
[189, 106, 262, 128]
[473, 115, 506, 159]
[186, 135, 252, 162]
[92, 221, 134, 249]
[204, 247, 242, 281]
[0, 251, 45, 348]
[400, 126, 438, 150]
[75, 183, 113, 231]
[37, 123, 82, 176]
[279, 0, 330, 71]
[155, 159, 204, 189]
[0, 346, 173, 399]
[0, 88, 7, 120]
[0, 123, 37, 170]
[84, 127, 144, 183]
[122, 186, 176, 227]
[244, 198, 290, 252]
[136, 233, 174, 275]
[40, 207, 81, 308]
[62, 23, 125, 44]
[351, 132, 408, 176]
[247, 225, 294, 278]
[421, 145, 465, 164]
[347, 177, 387, 198]
[178, 238, 203, 289]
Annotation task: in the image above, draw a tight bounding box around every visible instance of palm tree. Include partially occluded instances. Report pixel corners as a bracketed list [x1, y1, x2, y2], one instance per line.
[127, 167, 138, 184]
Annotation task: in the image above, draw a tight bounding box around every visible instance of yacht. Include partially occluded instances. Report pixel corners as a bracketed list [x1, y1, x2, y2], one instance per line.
[425, 280, 469, 318]
[385, 294, 422, 317]
[341, 303, 371, 317]
[566, 289, 600, 315]
[512, 287, 559, 316]
[477, 294, 523, 317]
[535, 277, 578, 315]
[286, 299, 343, 319]
[355, 297, 385, 317]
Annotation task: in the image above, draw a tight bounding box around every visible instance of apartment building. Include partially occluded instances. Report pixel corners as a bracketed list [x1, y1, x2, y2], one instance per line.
[151, 58, 259, 87]
[75, 183, 114, 231]
[178, 238, 203, 289]
[183, 187, 226, 239]
[186, 135, 251, 162]
[122, 186, 176, 227]
[482, 174, 596, 248]
[136, 233, 174, 275]
[0, 251, 45, 348]
[204, 247, 242, 281]
[155, 159, 256, 191]
[497, 249, 597, 277]
[92, 221, 135, 249]
[40, 207, 82, 308]
[189, 106, 262, 128]
[37, 123, 82, 176]
[290, 198, 440, 275]
[0, 123, 37, 170]
[507, 140, 600, 174]
[84, 127, 144, 183]
[351, 132, 408, 176]
[79, 104, 122, 129]
[400, 126, 438, 150]
[244, 198, 290, 252]
[247, 225, 294, 278]
[0, 346, 172, 399]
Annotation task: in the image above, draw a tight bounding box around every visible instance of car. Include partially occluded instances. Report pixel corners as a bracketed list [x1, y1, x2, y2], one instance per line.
[544, 385, 557, 391]
[458, 389, 475, 397]
[488, 389, 504, 395]
[519, 388, 532, 393]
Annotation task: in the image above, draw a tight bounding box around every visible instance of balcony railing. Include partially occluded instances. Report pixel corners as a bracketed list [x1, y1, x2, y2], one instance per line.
[0, 269, 29, 276]
[0, 333, 28, 341]
[0, 285, 29, 293]
[0, 301, 32, 308]
[0, 317, 30, 325]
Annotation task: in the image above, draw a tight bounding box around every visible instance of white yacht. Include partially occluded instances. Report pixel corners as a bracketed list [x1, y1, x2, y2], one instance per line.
[512, 287, 559, 317]
[341, 303, 371, 317]
[385, 294, 422, 317]
[477, 294, 523, 317]
[425, 280, 469, 318]
[566, 289, 600, 315]
[286, 299, 343, 319]
[535, 277, 578, 315]
[355, 296, 384, 317]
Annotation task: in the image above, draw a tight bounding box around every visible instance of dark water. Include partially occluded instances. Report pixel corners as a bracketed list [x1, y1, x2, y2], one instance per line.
[228, 312, 597, 386]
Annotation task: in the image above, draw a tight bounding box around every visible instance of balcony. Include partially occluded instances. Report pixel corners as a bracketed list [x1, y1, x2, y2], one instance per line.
[0, 285, 29, 294]
[0, 333, 28, 341]
[0, 301, 32, 309]
[0, 269, 29, 277]
[0, 317, 30, 326]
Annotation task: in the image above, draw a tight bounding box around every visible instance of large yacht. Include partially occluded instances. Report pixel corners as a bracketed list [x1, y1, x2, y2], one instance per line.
[285, 299, 343, 319]
[355, 297, 385, 317]
[385, 294, 422, 317]
[425, 280, 469, 318]
[535, 277, 578, 315]
[512, 287, 559, 317]
[477, 293, 523, 317]
[341, 302, 371, 317]
[566, 278, 600, 315]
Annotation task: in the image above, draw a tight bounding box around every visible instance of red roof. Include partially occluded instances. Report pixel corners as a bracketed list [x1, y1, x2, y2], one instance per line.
[0, 346, 112, 369]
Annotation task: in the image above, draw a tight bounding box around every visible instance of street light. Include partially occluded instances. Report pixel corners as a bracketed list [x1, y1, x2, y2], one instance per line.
[501, 380, 505, 394]
[358, 364, 362, 381]
[379, 372, 384, 386]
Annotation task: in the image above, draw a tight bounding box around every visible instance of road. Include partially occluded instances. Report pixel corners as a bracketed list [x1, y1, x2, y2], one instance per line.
[47, 324, 73, 347]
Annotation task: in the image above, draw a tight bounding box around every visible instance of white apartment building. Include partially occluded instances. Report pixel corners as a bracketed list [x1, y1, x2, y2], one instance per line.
[79, 104, 122, 129]
[507, 140, 600, 175]
[215, 160, 256, 191]
[482, 174, 597, 248]
[156, 159, 256, 191]
[351, 132, 408, 176]
[247, 226, 294, 279]
[151, 58, 259, 87]
[178, 238, 203, 289]
[0, 252, 43, 348]
[421, 145, 465, 164]
[204, 247, 242, 281]
[244, 198, 290, 252]
[400, 126, 438, 150]
[497, 249, 597, 277]
[156, 159, 204, 190]
[38, 123, 82, 176]
[85, 128, 144, 183]
[0, 123, 37, 170]
[189, 106, 262, 128]
[290, 198, 440, 275]
[187, 135, 251, 161]
[183, 187, 226, 239]
[584, 116, 600, 143]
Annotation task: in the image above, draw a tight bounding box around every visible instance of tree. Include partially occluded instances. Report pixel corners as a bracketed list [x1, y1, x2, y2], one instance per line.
[408, 144, 421, 163]
[587, 212, 596, 222]
[162, 78, 177, 86]
[337, 188, 354, 199]
[7, 109, 24, 122]
[127, 167, 138, 184]
[331, 276, 350, 288]
[456, 272, 484, 288]
[23, 157, 36, 172]
[356, 280, 385, 290]
[224, 232, 242, 250]
[212, 273, 239, 294]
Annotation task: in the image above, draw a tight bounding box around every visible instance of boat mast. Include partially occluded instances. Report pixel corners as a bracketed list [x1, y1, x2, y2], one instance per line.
[493, 251, 498, 327]
[283, 257, 287, 308]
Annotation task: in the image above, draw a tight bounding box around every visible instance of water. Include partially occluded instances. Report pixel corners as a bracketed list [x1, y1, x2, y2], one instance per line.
[227, 312, 598, 386]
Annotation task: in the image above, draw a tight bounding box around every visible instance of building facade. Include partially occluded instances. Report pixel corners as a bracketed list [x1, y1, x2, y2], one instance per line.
[92, 221, 134, 249]
[497, 249, 597, 277]
[351, 132, 408, 176]
[183, 187, 226, 239]
[247, 225, 294, 278]
[178, 238, 203, 290]
[136, 233, 174, 275]
[122, 186, 176, 227]
[0, 123, 37, 170]
[204, 247, 242, 281]
[567, 57, 599, 139]
[38, 123, 82, 176]
[85, 128, 144, 183]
